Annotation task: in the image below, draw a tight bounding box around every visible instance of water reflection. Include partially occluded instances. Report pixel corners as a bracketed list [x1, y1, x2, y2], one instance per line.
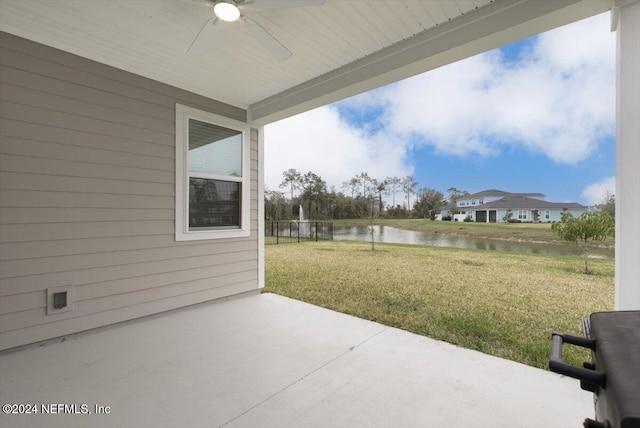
[333, 225, 613, 258]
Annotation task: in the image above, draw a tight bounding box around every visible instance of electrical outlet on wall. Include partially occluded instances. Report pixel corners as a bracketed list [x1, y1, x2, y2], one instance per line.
[47, 285, 74, 315]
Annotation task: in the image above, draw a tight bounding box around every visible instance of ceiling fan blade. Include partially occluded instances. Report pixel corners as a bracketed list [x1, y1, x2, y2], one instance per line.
[240, 0, 325, 13]
[188, 18, 221, 55]
[241, 17, 292, 61]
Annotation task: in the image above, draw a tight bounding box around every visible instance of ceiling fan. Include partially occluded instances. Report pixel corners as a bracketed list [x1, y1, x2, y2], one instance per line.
[189, 0, 325, 61]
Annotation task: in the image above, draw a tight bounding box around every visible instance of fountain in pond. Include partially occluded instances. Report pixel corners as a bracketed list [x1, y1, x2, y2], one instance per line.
[299, 205, 309, 238]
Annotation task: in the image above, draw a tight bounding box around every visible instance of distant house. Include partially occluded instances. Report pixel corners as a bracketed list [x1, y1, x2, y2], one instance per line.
[452, 189, 586, 223]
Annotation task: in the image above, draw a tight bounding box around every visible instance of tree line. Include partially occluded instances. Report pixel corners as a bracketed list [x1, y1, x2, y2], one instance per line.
[265, 168, 472, 221]
[265, 168, 617, 223]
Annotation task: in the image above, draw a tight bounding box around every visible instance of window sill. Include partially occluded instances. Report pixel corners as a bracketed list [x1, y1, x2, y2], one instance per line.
[175, 227, 250, 241]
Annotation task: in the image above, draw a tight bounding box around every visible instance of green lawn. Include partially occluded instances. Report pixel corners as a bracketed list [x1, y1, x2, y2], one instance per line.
[332, 218, 615, 249]
[264, 240, 614, 369]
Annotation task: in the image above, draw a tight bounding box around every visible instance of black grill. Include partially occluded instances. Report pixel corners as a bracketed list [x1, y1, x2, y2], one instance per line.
[549, 311, 640, 428]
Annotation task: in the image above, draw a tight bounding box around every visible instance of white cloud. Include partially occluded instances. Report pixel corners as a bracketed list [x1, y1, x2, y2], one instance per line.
[264, 106, 410, 191]
[380, 13, 615, 164]
[582, 176, 615, 206]
[264, 12, 615, 191]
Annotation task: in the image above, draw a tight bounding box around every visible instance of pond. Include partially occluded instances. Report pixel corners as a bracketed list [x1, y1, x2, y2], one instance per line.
[333, 225, 614, 258]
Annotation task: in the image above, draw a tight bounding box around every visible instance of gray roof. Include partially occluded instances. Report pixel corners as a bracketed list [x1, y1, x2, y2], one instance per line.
[465, 189, 546, 199]
[468, 194, 586, 210]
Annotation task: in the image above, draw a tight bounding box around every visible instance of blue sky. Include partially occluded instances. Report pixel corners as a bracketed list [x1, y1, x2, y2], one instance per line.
[265, 13, 616, 206]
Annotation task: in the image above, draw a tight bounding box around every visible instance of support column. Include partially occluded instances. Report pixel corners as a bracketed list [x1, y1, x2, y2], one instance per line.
[615, 1, 640, 310]
[257, 126, 265, 288]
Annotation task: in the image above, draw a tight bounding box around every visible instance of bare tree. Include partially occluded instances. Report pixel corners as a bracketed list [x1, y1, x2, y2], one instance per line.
[386, 176, 402, 207]
[597, 191, 615, 218]
[279, 168, 302, 200]
[401, 176, 418, 211]
[341, 177, 359, 199]
[365, 179, 378, 250]
[356, 172, 373, 197]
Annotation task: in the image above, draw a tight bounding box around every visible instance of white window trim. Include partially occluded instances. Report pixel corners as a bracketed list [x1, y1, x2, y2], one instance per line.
[175, 103, 250, 241]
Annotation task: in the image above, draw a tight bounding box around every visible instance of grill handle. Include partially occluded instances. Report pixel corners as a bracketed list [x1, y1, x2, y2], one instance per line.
[549, 332, 605, 389]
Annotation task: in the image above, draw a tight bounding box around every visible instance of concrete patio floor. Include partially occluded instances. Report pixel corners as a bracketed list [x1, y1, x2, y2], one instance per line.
[0, 292, 593, 428]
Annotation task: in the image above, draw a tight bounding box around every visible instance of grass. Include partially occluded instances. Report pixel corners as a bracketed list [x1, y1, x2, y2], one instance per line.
[264, 240, 614, 369]
[332, 218, 615, 249]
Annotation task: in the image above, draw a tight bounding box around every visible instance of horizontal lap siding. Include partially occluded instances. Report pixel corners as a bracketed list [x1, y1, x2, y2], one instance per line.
[0, 32, 259, 350]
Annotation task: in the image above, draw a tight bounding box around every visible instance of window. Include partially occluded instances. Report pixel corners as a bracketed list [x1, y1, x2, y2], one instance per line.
[175, 104, 250, 241]
[545, 210, 550, 220]
[518, 210, 527, 220]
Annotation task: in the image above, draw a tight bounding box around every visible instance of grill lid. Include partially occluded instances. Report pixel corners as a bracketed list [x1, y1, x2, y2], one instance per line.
[589, 311, 640, 426]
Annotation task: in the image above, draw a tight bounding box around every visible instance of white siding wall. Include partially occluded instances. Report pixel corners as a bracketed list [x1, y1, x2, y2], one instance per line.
[494, 209, 585, 223]
[547, 209, 584, 223]
[0, 32, 260, 350]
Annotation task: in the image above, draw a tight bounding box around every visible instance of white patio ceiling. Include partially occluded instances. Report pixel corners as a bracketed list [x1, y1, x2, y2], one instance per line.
[0, 0, 611, 124]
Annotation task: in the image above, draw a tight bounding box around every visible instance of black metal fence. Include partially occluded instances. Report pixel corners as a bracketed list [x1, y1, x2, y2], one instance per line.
[265, 221, 333, 244]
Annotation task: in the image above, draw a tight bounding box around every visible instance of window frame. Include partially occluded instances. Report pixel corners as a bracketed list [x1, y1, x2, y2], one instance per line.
[175, 104, 250, 241]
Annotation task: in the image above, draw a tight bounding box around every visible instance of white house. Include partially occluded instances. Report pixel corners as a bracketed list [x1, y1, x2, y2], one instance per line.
[455, 189, 587, 223]
[0, 0, 638, 354]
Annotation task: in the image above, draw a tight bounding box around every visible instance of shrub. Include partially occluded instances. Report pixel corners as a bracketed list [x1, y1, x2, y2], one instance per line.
[551, 211, 614, 274]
